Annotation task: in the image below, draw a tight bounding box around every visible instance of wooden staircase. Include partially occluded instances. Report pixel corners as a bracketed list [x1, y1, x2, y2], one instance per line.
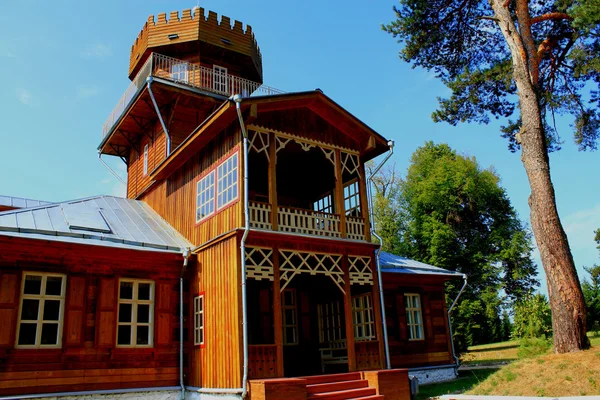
[304, 372, 384, 400]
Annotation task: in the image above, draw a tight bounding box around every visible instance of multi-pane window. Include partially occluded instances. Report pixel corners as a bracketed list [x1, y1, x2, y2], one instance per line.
[352, 293, 375, 341]
[217, 153, 239, 209]
[282, 289, 298, 345]
[318, 301, 344, 344]
[314, 192, 333, 214]
[16, 273, 66, 348]
[196, 171, 215, 222]
[213, 65, 228, 93]
[344, 180, 361, 217]
[405, 293, 424, 340]
[171, 63, 189, 82]
[194, 294, 205, 346]
[117, 280, 154, 347]
[143, 144, 149, 176]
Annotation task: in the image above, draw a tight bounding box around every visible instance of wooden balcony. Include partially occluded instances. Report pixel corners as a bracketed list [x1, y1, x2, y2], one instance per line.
[248, 201, 367, 241]
[102, 53, 284, 141]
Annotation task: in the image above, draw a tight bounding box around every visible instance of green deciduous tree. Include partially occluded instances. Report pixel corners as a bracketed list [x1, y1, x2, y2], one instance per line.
[513, 294, 553, 339]
[383, 0, 598, 353]
[582, 230, 600, 333]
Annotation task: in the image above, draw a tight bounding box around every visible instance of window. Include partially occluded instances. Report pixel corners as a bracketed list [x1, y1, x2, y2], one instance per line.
[352, 293, 375, 341]
[213, 65, 228, 93]
[282, 289, 298, 345]
[314, 192, 333, 214]
[171, 63, 189, 82]
[196, 171, 215, 222]
[143, 144, 149, 176]
[344, 180, 361, 217]
[117, 280, 154, 347]
[405, 293, 424, 340]
[16, 273, 66, 348]
[217, 153, 238, 209]
[318, 301, 344, 344]
[194, 294, 205, 346]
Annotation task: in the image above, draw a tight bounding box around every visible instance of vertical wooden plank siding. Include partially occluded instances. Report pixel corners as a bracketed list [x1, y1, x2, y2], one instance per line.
[371, 257, 386, 369]
[0, 273, 19, 348]
[191, 235, 242, 388]
[127, 124, 167, 199]
[342, 255, 357, 371]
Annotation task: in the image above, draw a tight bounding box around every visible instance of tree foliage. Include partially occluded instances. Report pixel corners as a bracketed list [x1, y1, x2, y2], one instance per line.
[582, 230, 600, 332]
[513, 294, 553, 339]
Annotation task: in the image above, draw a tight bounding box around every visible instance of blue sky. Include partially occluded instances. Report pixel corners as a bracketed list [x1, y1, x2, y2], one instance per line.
[0, 0, 598, 292]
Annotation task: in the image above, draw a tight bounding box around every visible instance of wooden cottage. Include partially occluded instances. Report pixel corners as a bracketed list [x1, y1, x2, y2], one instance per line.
[0, 8, 464, 400]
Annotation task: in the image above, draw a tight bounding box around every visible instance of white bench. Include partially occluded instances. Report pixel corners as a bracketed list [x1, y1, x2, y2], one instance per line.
[319, 339, 348, 373]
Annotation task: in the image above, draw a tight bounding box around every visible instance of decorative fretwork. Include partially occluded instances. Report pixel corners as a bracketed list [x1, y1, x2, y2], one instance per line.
[298, 141, 315, 152]
[249, 130, 270, 161]
[279, 250, 345, 293]
[348, 256, 372, 285]
[320, 147, 335, 166]
[278, 206, 341, 238]
[245, 247, 274, 281]
[341, 152, 361, 178]
[249, 201, 272, 230]
[346, 216, 366, 241]
[276, 136, 291, 153]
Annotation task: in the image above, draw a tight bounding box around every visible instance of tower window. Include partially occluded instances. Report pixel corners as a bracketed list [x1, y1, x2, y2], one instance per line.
[213, 65, 228, 94]
[171, 63, 189, 83]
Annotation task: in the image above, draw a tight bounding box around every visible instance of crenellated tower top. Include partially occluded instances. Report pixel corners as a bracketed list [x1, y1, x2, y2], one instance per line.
[129, 8, 263, 83]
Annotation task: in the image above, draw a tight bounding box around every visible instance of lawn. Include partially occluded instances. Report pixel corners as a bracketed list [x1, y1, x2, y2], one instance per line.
[416, 369, 497, 400]
[460, 340, 520, 366]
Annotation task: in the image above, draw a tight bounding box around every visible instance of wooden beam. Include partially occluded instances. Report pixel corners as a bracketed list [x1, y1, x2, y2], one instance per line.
[358, 162, 371, 242]
[268, 132, 278, 230]
[334, 149, 347, 238]
[272, 245, 284, 377]
[371, 257, 386, 370]
[342, 254, 357, 371]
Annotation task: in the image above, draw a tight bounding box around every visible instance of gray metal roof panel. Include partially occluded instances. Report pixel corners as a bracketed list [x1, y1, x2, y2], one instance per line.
[380, 251, 464, 278]
[0, 195, 52, 209]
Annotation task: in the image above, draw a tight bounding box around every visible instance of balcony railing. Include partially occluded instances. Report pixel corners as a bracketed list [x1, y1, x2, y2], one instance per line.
[102, 53, 285, 141]
[248, 201, 366, 241]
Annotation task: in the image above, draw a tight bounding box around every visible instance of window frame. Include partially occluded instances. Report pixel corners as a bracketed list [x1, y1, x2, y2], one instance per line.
[313, 191, 334, 214]
[282, 289, 299, 346]
[404, 293, 424, 341]
[216, 152, 239, 210]
[351, 293, 376, 342]
[116, 279, 155, 348]
[194, 293, 205, 347]
[213, 65, 228, 94]
[195, 170, 216, 223]
[343, 179, 361, 217]
[143, 144, 149, 176]
[15, 272, 67, 349]
[171, 62, 189, 82]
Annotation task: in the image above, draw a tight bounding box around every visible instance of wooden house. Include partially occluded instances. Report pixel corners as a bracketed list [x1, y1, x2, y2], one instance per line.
[0, 8, 465, 400]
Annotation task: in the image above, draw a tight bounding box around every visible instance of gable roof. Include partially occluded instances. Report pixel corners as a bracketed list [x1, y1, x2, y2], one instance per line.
[0, 195, 192, 253]
[0, 195, 52, 210]
[380, 251, 464, 279]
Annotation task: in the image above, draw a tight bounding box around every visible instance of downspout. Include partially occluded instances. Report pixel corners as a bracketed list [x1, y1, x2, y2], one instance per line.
[180, 248, 191, 400]
[366, 140, 394, 370]
[234, 94, 250, 399]
[147, 76, 171, 155]
[98, 152, 127, 186]
[447, 274, 468, 374]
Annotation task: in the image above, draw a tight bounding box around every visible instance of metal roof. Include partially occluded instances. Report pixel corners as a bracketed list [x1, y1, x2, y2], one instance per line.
[380, 251, 464, 278]
[0, 195, 192, 253]
[0, 195, 52, 209]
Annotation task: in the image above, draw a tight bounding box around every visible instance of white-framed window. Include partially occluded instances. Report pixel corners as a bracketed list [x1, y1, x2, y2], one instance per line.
[282, 289, 298, 345]
[318, 301, 344, 344]
[314, 192, 333, 214]
[171, 62, 189, 82]
[405, 293, 424, 340]
[213, 65, 228, 94]
[344, 180, 361, 217]
[217, 153, 239, 209]
[16, 273, 66, 348]
[143, 144, 149, 176]
[194, 294, 205, 346]
[352, 293, 375, 341]
[196, 171, 216, 222]
[117, 280, 154, 347]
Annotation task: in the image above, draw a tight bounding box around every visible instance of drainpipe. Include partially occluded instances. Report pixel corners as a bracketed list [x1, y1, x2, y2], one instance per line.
[366, 140, 394, 370]
[98, 152, 127, 186]
[447, 274, 468, 374]
[147, 76, 171, 155]
[234, 94, 251, 399]
[180, 248, 191, 400]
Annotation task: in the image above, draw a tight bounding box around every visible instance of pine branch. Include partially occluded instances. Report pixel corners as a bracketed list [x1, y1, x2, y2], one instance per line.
[531, 13, 573, 24]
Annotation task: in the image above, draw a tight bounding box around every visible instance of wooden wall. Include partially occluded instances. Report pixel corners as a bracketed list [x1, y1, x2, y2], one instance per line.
[127, 123, 167, 199]
[381, 274, 454, 368]
[0, 235, 186, 397]
[190, 234, 242, 388]
[141, 123, 242, 247]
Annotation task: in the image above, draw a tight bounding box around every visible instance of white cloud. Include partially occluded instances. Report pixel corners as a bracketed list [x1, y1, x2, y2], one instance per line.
[16, 88, 34, 106]
[77, 85, 101, 98]
[81, 43, 112, 59]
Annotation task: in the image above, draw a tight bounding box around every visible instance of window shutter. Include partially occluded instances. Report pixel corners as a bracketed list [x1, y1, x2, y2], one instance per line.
[155, 282, 172, 346]
[65, 276, 86, 346]
[96, 278, 117, 348]
[0, 273, 19, 347]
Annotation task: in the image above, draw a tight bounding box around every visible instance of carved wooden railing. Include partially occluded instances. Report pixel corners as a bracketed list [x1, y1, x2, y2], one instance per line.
[277, 206, 341, 238]
[355, 340, 381, 371]
[346, 216, 366, 241]
[249, 201, 272, 230]
[248, 344, 278, 378]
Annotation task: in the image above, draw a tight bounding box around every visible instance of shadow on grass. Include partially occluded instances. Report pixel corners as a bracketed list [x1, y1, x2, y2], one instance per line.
[467, 345, 519, 353]
[461, 358, 514, 366]
[416, 369, 498, 400]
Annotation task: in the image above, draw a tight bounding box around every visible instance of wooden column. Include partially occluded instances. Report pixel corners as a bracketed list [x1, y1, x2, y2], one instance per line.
[269, 132, 278, 230]
[371, 257, 386, 369]
[358, 162, 371, 242]
[342, 254, 357, 371]
[334, 149, 347, 238]
[272, 245, 284, 377]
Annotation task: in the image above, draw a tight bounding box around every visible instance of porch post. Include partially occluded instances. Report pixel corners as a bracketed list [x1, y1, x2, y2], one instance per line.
[371, 257, 386, 369]
[342, 254, 357, 371]
[334, 149, 347, 238]
[358, 163, 371, 242]
[272, 245, 284, 377]
[268, 132, 278, 230]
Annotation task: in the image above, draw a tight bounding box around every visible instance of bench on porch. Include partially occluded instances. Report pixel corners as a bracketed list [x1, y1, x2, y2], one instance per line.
[319, 339, 348, 373]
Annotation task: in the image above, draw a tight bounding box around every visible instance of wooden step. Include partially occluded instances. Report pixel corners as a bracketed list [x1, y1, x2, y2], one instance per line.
[303, 372, 362, 385]
[348, 395, 384, 400]
[308, 387, 377, 400]
[307, 380, 369, 394]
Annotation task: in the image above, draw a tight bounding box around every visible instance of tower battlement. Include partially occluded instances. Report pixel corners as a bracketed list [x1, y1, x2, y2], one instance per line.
[129, 8, 263, 81]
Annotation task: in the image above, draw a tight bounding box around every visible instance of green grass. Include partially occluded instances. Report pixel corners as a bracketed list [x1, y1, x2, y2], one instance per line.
[416, 369, 498, 400]
[461, 339, 520, 366]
